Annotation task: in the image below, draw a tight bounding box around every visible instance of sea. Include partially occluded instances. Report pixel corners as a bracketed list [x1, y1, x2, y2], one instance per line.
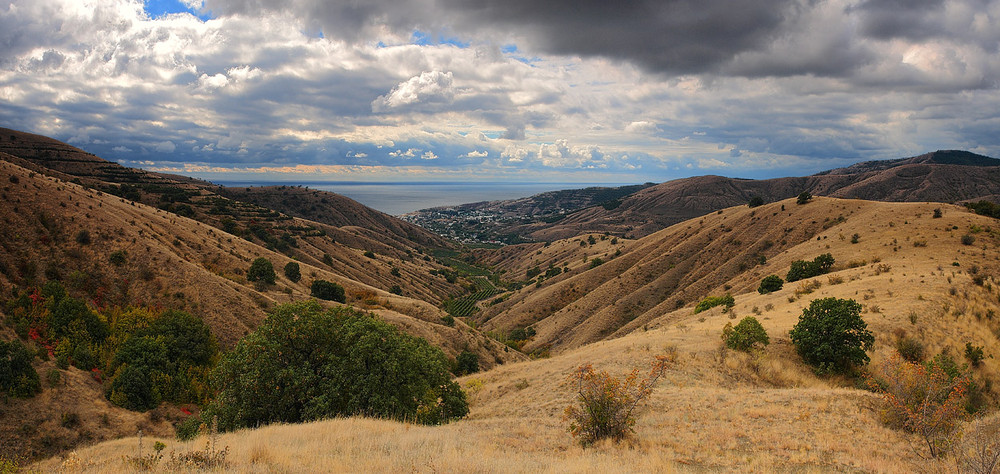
[211, 181, 634, 216]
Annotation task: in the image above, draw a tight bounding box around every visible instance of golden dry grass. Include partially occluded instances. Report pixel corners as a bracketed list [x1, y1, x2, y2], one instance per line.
[20, 194, 1000, 472]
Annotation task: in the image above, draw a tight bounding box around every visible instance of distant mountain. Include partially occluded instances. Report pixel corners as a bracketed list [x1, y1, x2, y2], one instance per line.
[435, 150, 1000, 241]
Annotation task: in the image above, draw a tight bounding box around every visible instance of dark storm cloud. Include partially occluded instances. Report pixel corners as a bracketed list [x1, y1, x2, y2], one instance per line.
[204, 0, 797, 74]
[854, 0, 948, 40]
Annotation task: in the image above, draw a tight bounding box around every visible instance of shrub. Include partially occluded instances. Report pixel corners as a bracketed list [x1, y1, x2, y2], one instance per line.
[694, 293, 735, 314]
[109, 250, 128, 267]
[283, 262, 301, 283]
[107, 365, 161, 411]
[747, 195, 765, 208]
[589, 258, 604, 269]
[455, 351, 479, 376]
[247, 258, 276, 285]
[896, 337, 925, 362]
[961, 234, 976, 246]
[310, 280, 346, 303]
[363, 251, 375, 258]
[786, 253, 835, 282]
[789, 298, 874, 375]
[564, 356, 670, 446]
[722, 317, 769, 352]
[932, 208, 943, 218]
[866, 353, 969, 458]
[0, 339, 41, 398]
[757, 275, 784, 294]
[389, 284, 402, 295]
[796, 191, 812, 205]
[965, 343, 985, 367]
[206, 301, 467, 431]
[75, 230, 91, 245]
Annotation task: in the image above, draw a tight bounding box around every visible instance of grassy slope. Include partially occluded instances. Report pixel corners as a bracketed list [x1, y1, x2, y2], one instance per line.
[0, 159, 524, 462]
[32, 197, 1000, 472]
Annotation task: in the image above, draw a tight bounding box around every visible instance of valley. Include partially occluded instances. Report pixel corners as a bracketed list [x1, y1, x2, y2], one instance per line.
[1, 130, 999, 471]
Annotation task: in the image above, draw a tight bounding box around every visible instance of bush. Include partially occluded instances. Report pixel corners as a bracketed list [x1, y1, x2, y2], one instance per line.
[796, 191, 812, 205]
[932, 208, 943, 218]
[953, 413, 1000, 473]
[0, 339, 41, 398]
[455, 351, 479, 376]
[247, 258, 276, 285]
[283, 262, 301, 283]
[310, 280, 346, 303]
[965, 343, 985, 367]
[896, 337, 925, 362]
[564, 356, 669, 446]
[757, 275, 784, 294]
[206, 301, 468, 431]
[75, 230, 91, 245]
[865, 353, 969, 458]
[389, 284, 402, 295]
[786, 253, 835, 282]
[961, 234, 976, 246]
[107, 365, 161, 411]
[109, 250, 128, 267]
[748, 195, 765, 208]
[722, 317, 769, 352]
[694, 293, 735, 314]
[789, 298, 874, 375]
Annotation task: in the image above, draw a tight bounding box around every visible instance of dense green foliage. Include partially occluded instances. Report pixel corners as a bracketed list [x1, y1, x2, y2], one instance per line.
[747, 195, 765, 208]
[965, 200, 1000, 219]
[310, 280, 346, 302]
[757, 275, 784, 294]
[694, 294, 735, 314]
[789, 298, 874, 375]
[786, 253, 835, 282]
[283, 262, 301, 283]
[0, 339, 41, 398]
[722, 317, 769, 352]
[207, 301, 468, 431]
[4, 283, 217, 410]
[796, 191, 812, 204]
[454, 350, 480, 375]
[247, 257, 276, 285]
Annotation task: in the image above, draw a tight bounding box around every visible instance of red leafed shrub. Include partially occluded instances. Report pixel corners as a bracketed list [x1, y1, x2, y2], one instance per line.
[564, 355, 671, 446]
[865, 352, 969, 458]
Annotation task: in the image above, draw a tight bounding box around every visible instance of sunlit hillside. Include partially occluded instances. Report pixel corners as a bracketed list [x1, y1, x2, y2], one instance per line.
[29, 197, 1000, 472]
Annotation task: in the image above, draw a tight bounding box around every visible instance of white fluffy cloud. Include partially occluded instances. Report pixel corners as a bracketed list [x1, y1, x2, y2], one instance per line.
[0, 0, 999, 182]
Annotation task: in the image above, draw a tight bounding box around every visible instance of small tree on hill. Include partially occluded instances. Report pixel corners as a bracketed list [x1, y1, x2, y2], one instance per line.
[455, 351, 479, 375]
[207, 301, 467, 431]
[247, 258, 276, 286]
[311, 280, 346, 303]
[796, 191, 812, 205]
[722, 317, 769, 352]
[789, 297, 874, 375]
[283, 262, 301, 283]
[865, 352, 970, 458]
[565, 356, 670, 446]
[748, 195, 765, 208]
[757, 275, 784, 294]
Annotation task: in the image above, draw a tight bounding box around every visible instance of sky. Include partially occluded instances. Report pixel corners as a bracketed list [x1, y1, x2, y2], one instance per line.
[1, 0, 999, 183]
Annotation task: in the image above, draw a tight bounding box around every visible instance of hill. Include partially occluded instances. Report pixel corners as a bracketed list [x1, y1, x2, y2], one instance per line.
[28, 196, 1000, 472]
[0, 133, 525, 462]
[408, 150, 1000, 241]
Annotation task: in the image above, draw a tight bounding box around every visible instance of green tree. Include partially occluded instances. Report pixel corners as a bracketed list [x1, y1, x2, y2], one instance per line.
[796, 191, 812, 205]
[748, 195, 765, 208]
[789, 298, 874, 375]
[311, 280, 346, 303]
[247, 258, 276, 285]
[722, 317, 769, 352]
[455, 351, 479, 375]
[0, 339, 41, 398]
[757, 275, 784, 294]
[206, 301, 468, 432]
[283, 262, 301, 283]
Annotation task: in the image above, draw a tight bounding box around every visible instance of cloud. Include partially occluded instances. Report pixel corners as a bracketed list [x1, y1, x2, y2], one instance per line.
[155, 141, 177, 153]
[372, 70, 455, 112]
[0, 0, 999, 184]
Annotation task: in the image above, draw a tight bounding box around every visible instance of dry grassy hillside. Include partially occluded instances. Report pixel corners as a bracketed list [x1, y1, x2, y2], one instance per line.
[523, 151, 1000, 240]
[31, 197, 1000, 471]
[0, 159, 524, 461]
[474, 198, 1000, 360]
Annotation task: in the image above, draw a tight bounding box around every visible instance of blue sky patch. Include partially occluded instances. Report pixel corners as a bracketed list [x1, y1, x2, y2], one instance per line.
[144, 0, 212, 21]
